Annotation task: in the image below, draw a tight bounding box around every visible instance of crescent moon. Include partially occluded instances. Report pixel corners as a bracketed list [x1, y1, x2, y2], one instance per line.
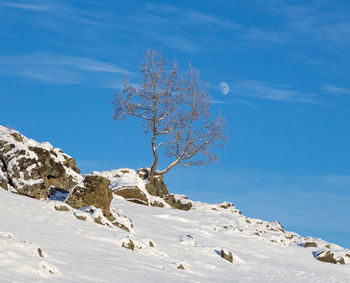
[219, 82, 229, 95]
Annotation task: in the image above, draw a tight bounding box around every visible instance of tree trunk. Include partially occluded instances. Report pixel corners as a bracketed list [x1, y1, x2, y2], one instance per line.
[149, 134, 158, 183]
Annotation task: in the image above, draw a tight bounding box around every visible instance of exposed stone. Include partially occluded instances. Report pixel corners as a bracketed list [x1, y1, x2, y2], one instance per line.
[0, 126, 82, 199]
[150, 200, 165, 208]
[304, 242, 317, 248]
[220, 249, 233, 263]
[163, 194, 192, 211]
[54, 205, 70, 212]
[149, 241, 154, 247]
[66, 175, 112, 217]
[122, 239, 135, 251]
[137, 168, 149, 180]
[145, 175, 169, 197]
[94, 216, 104, 225]
[107, 213, 133, 232]
[177, 264, 185, 270]
[37, 248, 44, 258]
[113, 186, 148, 205]
[316, 250, 345, 264]
[75, 215, 87, 221]
[219, 202, 234, 209]
[0, 159, 10, 191]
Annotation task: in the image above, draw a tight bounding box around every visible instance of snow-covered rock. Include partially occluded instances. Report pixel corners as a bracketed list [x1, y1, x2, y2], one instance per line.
[0, 126, 82, 199]
[93, 168, 193, 210]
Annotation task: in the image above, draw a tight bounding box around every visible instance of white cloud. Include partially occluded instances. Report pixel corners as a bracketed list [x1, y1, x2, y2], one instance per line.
[321, 85, 350, 95]
[0, 2, 52, 11]
[230, 80, 319, 104]
[0, 53, 126, 86]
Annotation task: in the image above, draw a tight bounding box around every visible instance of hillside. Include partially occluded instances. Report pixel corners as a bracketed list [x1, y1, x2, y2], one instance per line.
[0, 125, 350, 282]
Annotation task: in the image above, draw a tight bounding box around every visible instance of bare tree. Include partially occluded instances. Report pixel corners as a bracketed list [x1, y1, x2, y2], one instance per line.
[113, 49, 226, 183]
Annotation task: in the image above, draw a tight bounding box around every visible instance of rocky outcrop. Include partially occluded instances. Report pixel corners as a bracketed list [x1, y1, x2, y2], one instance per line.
[113, 186, 149, 205]
[163, 194, 192, 211]
[145, 175, 170, 197]
[94, 168, 193, 210]
[142, 170, 192, 210]
[315, 250, 345, 264]
[66, 175, 112, 217]
[304, 242, 317, 248]
[0, 126, 82, 199]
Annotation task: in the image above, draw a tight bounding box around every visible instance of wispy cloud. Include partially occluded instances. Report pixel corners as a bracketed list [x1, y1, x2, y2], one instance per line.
[321, 85, 350, 95]
[145, 3, 240, 30]
[229, 80, 319, 104]
[211, 98, 259, 109]
[0, 1, 54, 11]
[0, 53, 126, 86]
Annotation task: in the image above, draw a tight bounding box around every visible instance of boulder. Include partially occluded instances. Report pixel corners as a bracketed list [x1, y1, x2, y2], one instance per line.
[220, 249, 233, 263]
[121, 239, 135, 251]
[145, 175, 169, 197]
[0, 160, 11, 191]
[144, 173, 192, 210]
[0, 126, 82, 199]
[96, 168, 192, 211]
[316, 250, 345, 264]
[163, 194, 192, 211]
[113, 186, 148, 205]
[177, 264, 185, 270]
[66, 175, 112, 217]
[304, 242, 317, 248]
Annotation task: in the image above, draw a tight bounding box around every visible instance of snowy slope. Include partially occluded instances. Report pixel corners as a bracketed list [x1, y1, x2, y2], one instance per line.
[0, 188, 350, 282]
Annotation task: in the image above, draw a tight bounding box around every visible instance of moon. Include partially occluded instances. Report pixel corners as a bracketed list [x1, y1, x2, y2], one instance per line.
[219, 82, 229, 95]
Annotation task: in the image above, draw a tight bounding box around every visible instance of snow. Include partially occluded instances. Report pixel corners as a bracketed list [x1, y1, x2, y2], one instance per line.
[0, 188, 349, 282]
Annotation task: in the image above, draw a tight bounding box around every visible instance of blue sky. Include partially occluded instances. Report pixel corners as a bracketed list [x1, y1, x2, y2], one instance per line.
[1, 0, 350, 248]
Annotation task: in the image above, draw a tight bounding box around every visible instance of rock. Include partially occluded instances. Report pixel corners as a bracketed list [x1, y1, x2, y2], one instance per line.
[66, 175, 112, 217]
[37, 248, 44, 258]
[96, 167, 192, 211]
[145, 175, 169, 197]
[122, 239, 135, 251]
[75, 214, 87, 221]
[0, 159, 11, 191]
[220, 249, 233, 263]
[0, 126, 82, 199]
[150, 200, 165, 207]
[113, 186, 149, 205]
[316, 250, 345, 264]
[304, 242, 317, 248]
[106, 213, 133, 232]
[137, 168, 149, 180]
[149, 241, 154, 247]
[177, 264, 185, 270]
[54, 205, 70, 212]
[163, 194, 192, 211]
[94, 216, 104, 225]
[219, 202, 234, 209]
